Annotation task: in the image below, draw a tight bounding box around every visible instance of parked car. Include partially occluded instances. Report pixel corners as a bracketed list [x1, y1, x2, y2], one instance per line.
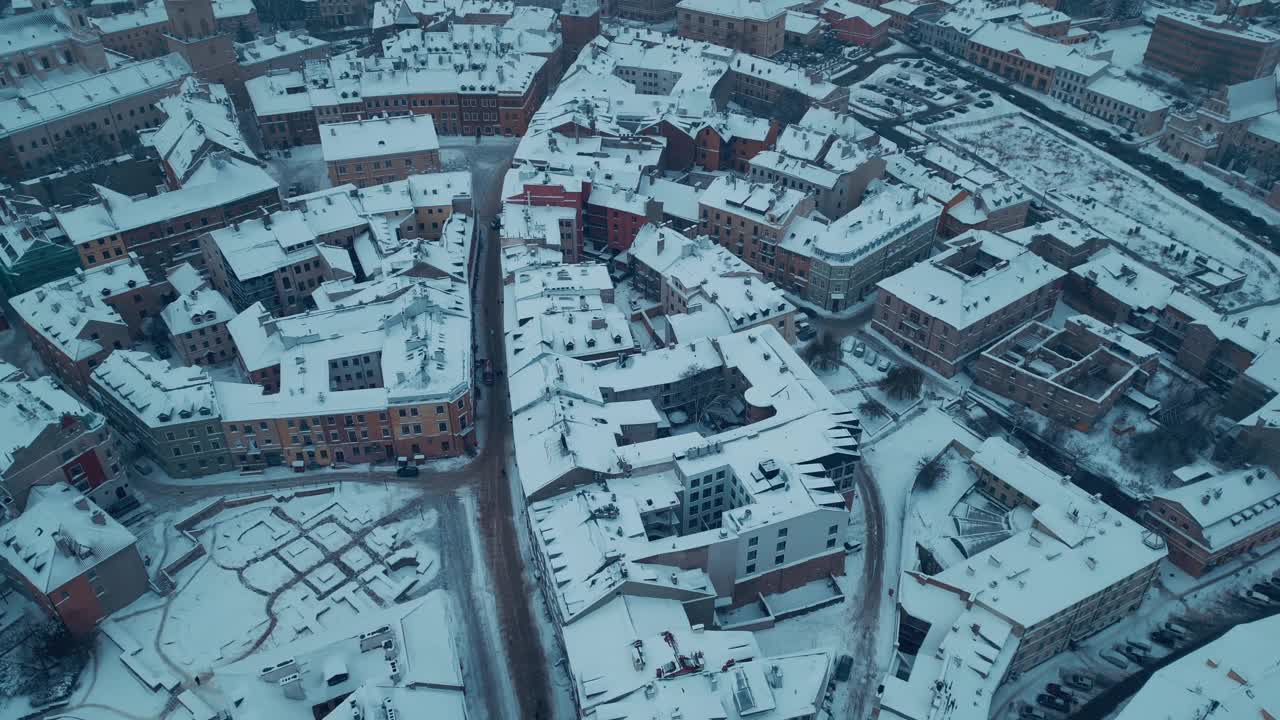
[877, 358, 892, 372]
[1063, 672, 1093, 691]
[155, 344, 171, 359]
[490, 216, 502, 230]
[796, 321, 816, 341]
[131, 461, 153, 476]
[844, 541, 863, 554]
[1239, 589, 1274, 607]
[1045, 683, 1074, 702]
[833, 654, 854, 681]
[978, 91, 991, 98]
[1100, 648, 1129, 669]
[396, 465, 420, 478]
[975, 100, 994, 108]
[1150, 630, 1178, 647]
[1164, 621, 1191, 638]
[1253, 583, 1280, 601]
[1036, 694, 1070, 713]
[1118, 644, 1150, 665]
[1019, 706, 1049, 720]
[853, 341, 866, 357]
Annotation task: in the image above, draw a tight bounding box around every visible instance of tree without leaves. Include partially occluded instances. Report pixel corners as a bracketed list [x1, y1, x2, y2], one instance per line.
[880, 365, 923, 401]
[915, 455, 948, 491]
[802, 333, 842, 372]
[1131, 407, 1212, 468]
[858, 398, 889, 419]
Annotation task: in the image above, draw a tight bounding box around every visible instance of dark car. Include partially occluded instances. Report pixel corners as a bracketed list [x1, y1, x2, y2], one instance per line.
[1036, 694, 1070, 713]
[396, 465, 420, 478]
[1150, 630, 1178, 647]
[1046, 683, 1074, 701]
[833, 654, 853, 681]
[1253, 583, 1280, 601]
[1064, 672, 1094, 691]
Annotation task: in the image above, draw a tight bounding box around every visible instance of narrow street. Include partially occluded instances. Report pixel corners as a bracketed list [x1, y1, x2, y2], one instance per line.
[127, 139, 558, 720]
[838, 461, 888, 720]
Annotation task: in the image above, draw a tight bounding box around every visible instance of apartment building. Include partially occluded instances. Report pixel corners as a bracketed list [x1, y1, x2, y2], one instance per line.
[885, 148, 1031, 239]
[974, 315, 1159, 430]
[699, 176, 815, 288]
[967, 24, 1106, 95]
[56, 153, 280, 280]
[819, 0, 891, 48]
[747, 123, 886, 219]
[321, 116, 442, 188]
[91, 351, 234, 477]
[0, 53, 190, 181]
[94, 2, 170, 59]
[10, 255, 168, 394]
[1145, 466, 1280, 576]
[872, 231, 1066, 377]
[1144, 11, 1280, 87]
[246, 32, 549, 146]
[676, 0, 789, 57]
[0, 378, 130, 512]
[218, 276, 475, 470]
[141, 78, 258, 189]
[0, 484, 147, 635]
[161, 263, 238, 366]
[202, 210, 355, 317]
[627, 224, 797, 343]
[0, 192, 80, 298]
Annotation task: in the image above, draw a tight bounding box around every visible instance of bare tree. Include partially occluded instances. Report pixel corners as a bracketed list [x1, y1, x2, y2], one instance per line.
[880, 366, 924, 401]
[915, 455, 948, 491]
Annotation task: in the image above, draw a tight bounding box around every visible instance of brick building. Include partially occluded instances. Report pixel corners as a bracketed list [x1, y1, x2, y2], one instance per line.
[974, 315, 1159, 430]
[1145, 466, 1280, 576]
[676, 0, 789, 57]
[91, 351, 234, 477]
[0, 484, 147, 636]
[10, 256, 168, 395]
[819, 0, 891, 49]
[162, 263, 238, 365]
[1144, 11, 1280, 87]
[321, 115, 442, 188]
[872, 231, 1066, 377]
[0, 378, 129, 512]
[55, 153, 280, 280]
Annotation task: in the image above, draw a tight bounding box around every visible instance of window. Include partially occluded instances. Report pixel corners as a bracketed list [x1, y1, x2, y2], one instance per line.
[747, 536, 758, 547]
[777, 528, 788, 537]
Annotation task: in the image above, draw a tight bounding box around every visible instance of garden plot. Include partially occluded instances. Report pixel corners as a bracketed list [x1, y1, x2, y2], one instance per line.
[935, 113, 1280, 305]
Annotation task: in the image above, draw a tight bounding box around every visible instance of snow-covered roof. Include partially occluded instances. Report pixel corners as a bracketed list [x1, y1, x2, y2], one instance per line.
[1113, 613, 1280, 720]
[212, 591, 466, 720]
[676, 0, 791, 21]
[593, 650, 831, 720]
[810, 184, 942, 262]
[235, 31, 328, 67]
[1223, 75, 1279, 122]
[821, 0, 890, 25]
[0, 53, 189, 138]
[0, 483, 136, 594]
[563, 594, 759, 712]
[141, 78, 255, 184]
[699, 176, 808, 229]
[0, 378, 103, 476]
[1153, 466, 1280, 551]
[56, 156, 277, 245]
[91, 351, 219, 429]
[217, 276, 470, 421]
[1154, 10, 1280, 43]
[93, 0, 167, 33]
[876, 230, 1065, 330]
[784, 10, 823, 35]
[969, 24, 1108, 77]
[1086, 73, 1169, 113]
[320, 115, 439, 162]
[942, 436, 1166, 628]
[1071, 248, 1178, 312]
[207, 210, 322, 282]
[162, 263, 237, 336]
[10, 255, 150, 361]
[0, 7, 76, 56]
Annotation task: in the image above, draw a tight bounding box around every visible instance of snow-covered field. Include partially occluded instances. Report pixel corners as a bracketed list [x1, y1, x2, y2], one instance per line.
[0, 483, 449, 720]
[935, 113, 1280, 305]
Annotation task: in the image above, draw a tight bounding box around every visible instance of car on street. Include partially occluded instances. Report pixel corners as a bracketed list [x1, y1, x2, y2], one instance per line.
[490, 216, 502, 230]
[833, 654, 854, 681]
[396, 465, 420, 478]
[1253, 583, 1280, 601]
[1186, 193, 1201, 202]
[843, 541, 863, 553]
[978, 91, 991, 98]
[796, 321, 816, 340]
[1093, 140, 1107, 149]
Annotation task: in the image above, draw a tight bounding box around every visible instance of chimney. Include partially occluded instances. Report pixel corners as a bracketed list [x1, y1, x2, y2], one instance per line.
[279, 673, 304, 700]
[91, 511, 106, 525]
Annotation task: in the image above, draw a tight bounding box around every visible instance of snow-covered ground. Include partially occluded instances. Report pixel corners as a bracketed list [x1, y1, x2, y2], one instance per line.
[934, 113, 1280, 305]
[1145, 144, 1280, 226]
[848, 57, 977, 120]
[0, 482, 461, 720]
